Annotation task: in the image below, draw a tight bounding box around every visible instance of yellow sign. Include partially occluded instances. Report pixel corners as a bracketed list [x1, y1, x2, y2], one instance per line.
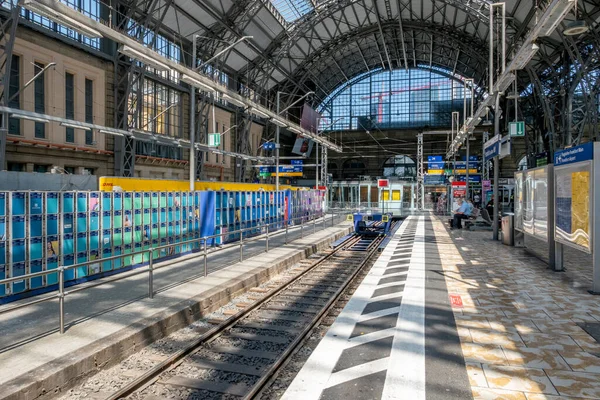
[454, 169, 478, 174]
[571, 171, 590, 249]
[277, 172, 303, 177]
[99, 177, 296, 192]
[346, 214, 354, 221]
[427, 170, 444, 175]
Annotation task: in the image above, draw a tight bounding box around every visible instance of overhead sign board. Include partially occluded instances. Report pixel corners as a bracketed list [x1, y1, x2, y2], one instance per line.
[427, 169, 444, 175]
[258, 165, 303, 177]
[554, 142, 594, 167]
[427, 156, 444, 170]
[484, 134, 501, 163]
[424, 175, 446, 185]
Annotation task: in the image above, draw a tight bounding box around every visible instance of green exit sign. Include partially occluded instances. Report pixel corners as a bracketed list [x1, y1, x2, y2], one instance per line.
[509, 121, 525, 137]
[208, 133, 221, 147]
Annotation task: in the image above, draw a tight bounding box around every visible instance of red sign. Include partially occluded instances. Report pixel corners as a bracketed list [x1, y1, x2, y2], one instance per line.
[452, 181, 467, 198]
[315, 185, 327, 190]
[378, 179, 390, 188]
[449, 294, 463, 308]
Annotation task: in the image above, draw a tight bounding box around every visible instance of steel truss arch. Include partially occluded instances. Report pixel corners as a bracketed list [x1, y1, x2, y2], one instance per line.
[275, 20, 489, 102]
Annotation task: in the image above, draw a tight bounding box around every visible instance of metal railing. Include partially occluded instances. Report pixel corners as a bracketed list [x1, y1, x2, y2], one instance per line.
[0, 210, 347, 334]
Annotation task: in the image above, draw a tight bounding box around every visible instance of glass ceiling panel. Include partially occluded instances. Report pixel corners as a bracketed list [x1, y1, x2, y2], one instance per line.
[270, 0, 313, 23]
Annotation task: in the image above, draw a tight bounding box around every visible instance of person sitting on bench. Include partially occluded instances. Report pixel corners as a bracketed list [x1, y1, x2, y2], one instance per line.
[452, 198, 471, 229]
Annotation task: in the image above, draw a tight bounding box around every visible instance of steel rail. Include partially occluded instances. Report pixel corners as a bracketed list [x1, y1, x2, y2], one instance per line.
[104, 233, 363, 400]
[244, 234, 387, 399]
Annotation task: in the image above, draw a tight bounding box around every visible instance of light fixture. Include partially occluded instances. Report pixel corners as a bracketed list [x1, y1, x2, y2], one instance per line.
[23, 0, 103, 38]
[509, 43, 539, 72]
[563, 19, 589, 35]
[60, 122, 91, 131]
[221, 94, 246, 108]
[99, 129, 125, 137]
[288, 126, 302, 134]
[271, 117, 288, 127]
[10, 114, 49, 123]
[181, 74, 214, 91]
[119, 45, 171, 72]
[251, 108, 269, 119]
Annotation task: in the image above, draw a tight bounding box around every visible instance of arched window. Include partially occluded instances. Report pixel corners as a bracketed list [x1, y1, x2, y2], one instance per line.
[341, 159, 366, 179]
[383, 155, 416, 180]
[317, 68, 478, 131]
[517, 156, 528, 171]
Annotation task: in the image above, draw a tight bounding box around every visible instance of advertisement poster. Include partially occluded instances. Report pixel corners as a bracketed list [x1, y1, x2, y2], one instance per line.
[555, 164, 591, 252]
[533, 168, 548, 239]
[514, 172, 524, 231]
[523, 173, 534, 235]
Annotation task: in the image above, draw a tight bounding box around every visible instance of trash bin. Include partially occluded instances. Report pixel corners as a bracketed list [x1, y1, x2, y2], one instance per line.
[502, 213, 514, 246]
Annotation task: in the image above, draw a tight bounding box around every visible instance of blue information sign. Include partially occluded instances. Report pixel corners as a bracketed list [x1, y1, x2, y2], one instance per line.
[484, 135, 501, 163]
[554, 142, 594, 167]
[424, 175, 446, 185]
[291, 159, 303, 165]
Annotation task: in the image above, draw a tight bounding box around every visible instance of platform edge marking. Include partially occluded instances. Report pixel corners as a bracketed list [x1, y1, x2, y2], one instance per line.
[381, 215, 426, 400]
[280, 217, 410, 400]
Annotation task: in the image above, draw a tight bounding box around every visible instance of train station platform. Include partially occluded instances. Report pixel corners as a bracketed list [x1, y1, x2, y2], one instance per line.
[0, 215, 352, 400]
[284, 214, 600, 400]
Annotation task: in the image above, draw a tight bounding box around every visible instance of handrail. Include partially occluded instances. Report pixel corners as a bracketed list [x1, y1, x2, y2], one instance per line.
[0, 210, 347, 334]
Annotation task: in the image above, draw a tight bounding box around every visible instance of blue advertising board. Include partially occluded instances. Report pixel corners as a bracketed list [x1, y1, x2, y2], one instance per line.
[554, 142, 594, 166]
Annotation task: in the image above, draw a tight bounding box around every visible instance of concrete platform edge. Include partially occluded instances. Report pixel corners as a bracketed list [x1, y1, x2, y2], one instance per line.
[1, 225, 352, 400]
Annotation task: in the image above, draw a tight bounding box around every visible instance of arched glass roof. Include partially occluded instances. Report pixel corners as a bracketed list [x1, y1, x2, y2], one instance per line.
[318, 67, 475, 131]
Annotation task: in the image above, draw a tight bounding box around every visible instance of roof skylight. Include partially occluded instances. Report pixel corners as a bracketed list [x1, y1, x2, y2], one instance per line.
[270, 0, 313, 23]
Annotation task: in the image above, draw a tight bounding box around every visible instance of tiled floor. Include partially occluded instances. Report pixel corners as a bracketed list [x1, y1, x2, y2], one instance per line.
[431, 216, 600, 400]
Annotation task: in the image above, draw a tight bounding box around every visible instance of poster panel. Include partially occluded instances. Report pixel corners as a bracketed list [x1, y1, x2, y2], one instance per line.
[514, 172, 524, 232]
[532, 168, 549, 240]
[523, 172, 534, 235]
[555, 162, 592, 252]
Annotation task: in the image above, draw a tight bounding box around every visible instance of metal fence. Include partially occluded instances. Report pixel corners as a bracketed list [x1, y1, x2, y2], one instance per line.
[0, 211, 347, 334]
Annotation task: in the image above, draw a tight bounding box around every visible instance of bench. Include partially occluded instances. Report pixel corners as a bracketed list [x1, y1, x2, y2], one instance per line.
[448, 207, 479, 228]
[464, 208, 493, 231]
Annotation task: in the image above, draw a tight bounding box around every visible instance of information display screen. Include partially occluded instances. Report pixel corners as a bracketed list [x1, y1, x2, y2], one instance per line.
[555, 162, 592, 253]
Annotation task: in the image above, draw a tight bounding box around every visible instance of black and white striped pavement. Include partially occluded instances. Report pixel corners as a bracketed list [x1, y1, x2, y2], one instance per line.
[282, 215, 472, 400]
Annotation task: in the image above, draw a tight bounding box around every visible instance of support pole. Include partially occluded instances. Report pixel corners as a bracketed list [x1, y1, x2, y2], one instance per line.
[189, 35, 197, 191]
[148, 250, 154, 298]
[417, 133, 423, 210]
[275, 91, 280, 193]
[58, 266, 65, 334]
[466, 131, 470, 200]
[493, 94, 500, 241]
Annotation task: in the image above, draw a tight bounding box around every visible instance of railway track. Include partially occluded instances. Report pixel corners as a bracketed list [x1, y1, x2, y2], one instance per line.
[105, 230, 390, 400]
